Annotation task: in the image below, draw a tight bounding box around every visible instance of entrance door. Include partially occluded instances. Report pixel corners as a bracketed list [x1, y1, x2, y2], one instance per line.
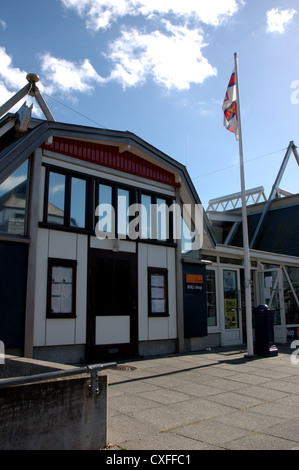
[259, 268, 286, 343]
[221, 268, 243, 346]
[87, 249, 138, 361]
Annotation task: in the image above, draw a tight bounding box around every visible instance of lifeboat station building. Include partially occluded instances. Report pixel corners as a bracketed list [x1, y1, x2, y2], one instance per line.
[0, 78, 299, 364]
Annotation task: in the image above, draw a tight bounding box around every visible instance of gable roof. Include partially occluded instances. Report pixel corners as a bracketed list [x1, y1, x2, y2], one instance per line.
[0, 115, 217, 247]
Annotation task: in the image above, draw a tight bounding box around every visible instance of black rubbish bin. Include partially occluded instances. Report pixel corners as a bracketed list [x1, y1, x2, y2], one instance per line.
[254, 304, 278, 357]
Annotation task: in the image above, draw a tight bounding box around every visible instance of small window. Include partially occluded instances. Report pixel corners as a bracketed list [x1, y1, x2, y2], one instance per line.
[47, 171, 65, 225]
[148, 267, 169, 317]
[141, 194, 152, 239]
[71, 177, 86, 228]
[117, 188, 130, 237]
[47, 259, 77, 318]
[0, 160, 29, 236]
[98, 183, 113, 233]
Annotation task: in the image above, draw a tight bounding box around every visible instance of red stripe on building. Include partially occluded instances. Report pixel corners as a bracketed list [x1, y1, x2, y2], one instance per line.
[41, 137, 180, 188]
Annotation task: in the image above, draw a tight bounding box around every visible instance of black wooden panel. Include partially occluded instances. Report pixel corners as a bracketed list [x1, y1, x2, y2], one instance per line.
[0, 242, 28, 349]
[183, 263, 208, 338]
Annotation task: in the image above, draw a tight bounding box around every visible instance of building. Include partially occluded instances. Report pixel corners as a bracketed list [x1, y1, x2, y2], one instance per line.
[204, 181, 299, 348]
[0, 78, 218, 363]
[1, 78, 298, 364]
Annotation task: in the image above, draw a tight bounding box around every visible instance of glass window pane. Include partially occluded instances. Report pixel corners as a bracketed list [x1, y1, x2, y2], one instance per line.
[98, 184, 113, 232]
[71, 177, 86, 228]
[284, 267, 299, 325]
[207, 270, 217, 327]
[223, 269, 239, 329]
[141, 194, 151, 239]
[48, 172, 65, 225]
[0, 160, 28, 236]
[157, 198, 167, 241]
[118, 188, 129, 236]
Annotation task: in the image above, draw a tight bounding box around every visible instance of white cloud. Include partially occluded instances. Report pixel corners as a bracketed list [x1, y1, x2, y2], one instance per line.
[39, 53, 104, 95]
[61, 0, 241, 30]
[0, 19, 7, 30]
[58, 0, 242, 91]
[106, 21, 217, 89]
[266, 8, 296, 34]
[0, 47, 39, 115]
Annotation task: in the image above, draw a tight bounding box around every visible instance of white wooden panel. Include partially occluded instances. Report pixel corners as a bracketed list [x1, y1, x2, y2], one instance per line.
[90, 237, 114, 251]
[75, 234, 88, 344]
[48, 230, 77, 259]
[96, 316, 130, 345]
[33, 229, 49, 346]
[46, 319, 76, 345]
[149, 318, 169, 340]
[138, 244, 149, 341]
[90, 236, 136, 253]
[148, 245, 167, 268]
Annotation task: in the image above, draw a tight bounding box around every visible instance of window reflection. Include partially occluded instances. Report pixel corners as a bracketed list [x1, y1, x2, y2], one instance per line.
[47, 172, 65, 225]
[157, 198, 167, 241]
[118, 188, 129, 237]
[0, 160, 28, 236]
[98, 184, 113, 233]
[141, 194, 151, 239]
[71, 177, 86, 228]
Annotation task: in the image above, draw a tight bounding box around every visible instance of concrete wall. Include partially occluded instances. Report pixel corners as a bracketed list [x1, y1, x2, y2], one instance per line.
[0, 356, 107, 450]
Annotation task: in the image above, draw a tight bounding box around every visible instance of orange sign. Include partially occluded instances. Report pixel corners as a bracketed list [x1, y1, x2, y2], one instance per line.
[186, 274, 203, 284]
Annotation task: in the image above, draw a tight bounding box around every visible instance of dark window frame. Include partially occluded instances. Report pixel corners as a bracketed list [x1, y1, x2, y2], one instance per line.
[42, 164, 176, 245]
[43, 164, 93, 232]
[148, 267, 169, 317]
[47, 258, 77, 319]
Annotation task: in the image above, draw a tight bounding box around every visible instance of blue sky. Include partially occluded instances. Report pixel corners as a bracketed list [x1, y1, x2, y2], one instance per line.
[1, 0, 299, 209]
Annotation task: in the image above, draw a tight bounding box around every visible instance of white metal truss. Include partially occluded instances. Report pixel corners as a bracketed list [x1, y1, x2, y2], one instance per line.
[207, 186, 267, 212]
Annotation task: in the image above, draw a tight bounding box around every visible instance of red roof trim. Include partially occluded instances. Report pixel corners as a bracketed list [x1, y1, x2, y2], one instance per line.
[41, 136, 180, 188]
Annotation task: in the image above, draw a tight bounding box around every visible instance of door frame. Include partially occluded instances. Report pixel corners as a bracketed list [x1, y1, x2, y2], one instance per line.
[220, 267, 243, 346]
[86, 247, 138, 361]
[258, 267, 286, 343]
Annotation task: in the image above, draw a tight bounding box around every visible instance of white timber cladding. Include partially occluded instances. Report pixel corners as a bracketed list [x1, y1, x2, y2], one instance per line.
[34, 153, 177, 349]
[33, 228, 87, 347]
[96, 316, 130, 345]
[138, 244, 177, 342]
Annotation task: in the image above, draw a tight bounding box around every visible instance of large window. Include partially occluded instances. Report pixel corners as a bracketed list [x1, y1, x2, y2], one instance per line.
[0, 160, 29, 236]
[43, 165, 175, 244]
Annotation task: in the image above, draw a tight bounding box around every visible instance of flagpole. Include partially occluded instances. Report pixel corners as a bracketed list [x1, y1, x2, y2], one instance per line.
[234, 52, 254, 357]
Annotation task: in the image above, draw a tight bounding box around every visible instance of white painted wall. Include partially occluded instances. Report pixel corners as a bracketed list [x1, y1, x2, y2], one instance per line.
[33, 229, 88, 347]
[138, 244, 177, 342]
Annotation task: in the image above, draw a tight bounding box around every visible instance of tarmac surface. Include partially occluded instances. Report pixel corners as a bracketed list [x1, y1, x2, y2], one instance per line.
[103, 343, 299, 450]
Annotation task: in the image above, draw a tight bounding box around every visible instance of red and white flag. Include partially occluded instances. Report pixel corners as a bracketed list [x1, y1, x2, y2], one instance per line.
[222, 69, 239, 140]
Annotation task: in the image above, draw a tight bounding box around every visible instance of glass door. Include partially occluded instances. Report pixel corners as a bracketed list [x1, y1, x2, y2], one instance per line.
[259, 268, 286, 343]
[221, 269, 243, 346]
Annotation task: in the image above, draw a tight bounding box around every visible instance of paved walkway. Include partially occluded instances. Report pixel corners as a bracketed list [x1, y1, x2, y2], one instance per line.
[103, 343, 299, 450]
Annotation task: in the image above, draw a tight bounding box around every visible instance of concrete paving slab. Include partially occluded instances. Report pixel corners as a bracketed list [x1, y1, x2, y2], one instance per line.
[104, 344, 299, 450]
